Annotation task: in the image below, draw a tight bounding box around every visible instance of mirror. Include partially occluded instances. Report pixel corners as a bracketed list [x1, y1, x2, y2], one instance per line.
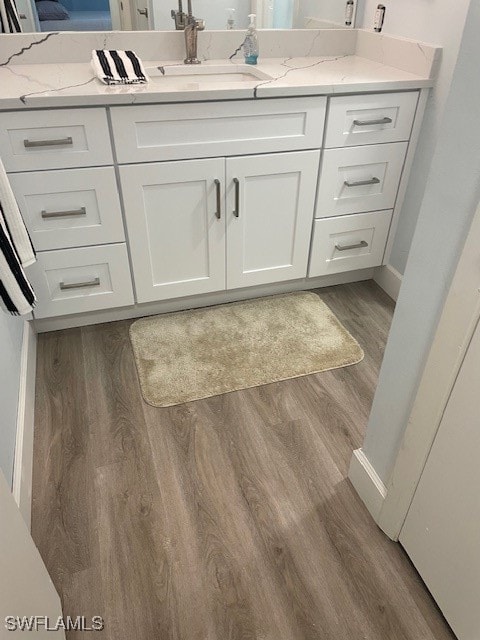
[15, 0, 361, 34]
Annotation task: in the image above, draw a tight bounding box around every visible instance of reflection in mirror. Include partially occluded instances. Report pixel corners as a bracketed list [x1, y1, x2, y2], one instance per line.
[10, 0, 361, 34]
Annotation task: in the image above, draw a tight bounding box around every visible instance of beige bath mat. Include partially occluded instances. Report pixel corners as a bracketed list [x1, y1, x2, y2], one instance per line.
[130, 292, 364, 407]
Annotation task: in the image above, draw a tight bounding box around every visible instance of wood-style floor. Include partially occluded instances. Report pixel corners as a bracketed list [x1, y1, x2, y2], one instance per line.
[31, 282, 455, 640]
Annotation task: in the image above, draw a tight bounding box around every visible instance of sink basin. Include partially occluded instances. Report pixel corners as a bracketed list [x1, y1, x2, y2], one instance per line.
[146, 64, 273, 87]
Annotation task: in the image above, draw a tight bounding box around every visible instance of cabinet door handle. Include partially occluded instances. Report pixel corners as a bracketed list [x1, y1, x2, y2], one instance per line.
[24, 136, 73, 148]
[59, 277, 100, 291]
[353, 117, 393, 126]
[138, 7, 148, 16]
[41, 206, 86, 220]
[335, 240, 369, 252]
[344, 177, 380, 188]
[214, 179, 221, 219]
[233, 178, 240, 218]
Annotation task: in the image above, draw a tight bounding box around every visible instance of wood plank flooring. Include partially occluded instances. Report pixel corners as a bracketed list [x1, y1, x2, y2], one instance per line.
[31, 282, 455, 640]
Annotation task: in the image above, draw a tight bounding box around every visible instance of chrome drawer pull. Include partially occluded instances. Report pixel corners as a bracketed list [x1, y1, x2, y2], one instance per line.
[24, 136, 73, 148]
[41, 206, 86, 220]
[214, 179, 221, 219]
[233, 178, 240, 218]
[335, 240, 369, 252]
[344, 177, 380, 188]
[59, 277, 100, 291]
[353, 117, 393, 126]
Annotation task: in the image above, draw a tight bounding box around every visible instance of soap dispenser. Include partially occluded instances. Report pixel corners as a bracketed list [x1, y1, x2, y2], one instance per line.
[243, 13, 259, 65]
[226, 8, 236, 29]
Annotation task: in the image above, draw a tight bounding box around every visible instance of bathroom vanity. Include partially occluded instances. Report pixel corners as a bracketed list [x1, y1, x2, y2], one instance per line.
[0, 29, 439, 330]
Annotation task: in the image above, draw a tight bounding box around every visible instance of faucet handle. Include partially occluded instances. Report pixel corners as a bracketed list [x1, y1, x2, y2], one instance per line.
[171, 8, 187, 29]
[195, 18, 205, 30]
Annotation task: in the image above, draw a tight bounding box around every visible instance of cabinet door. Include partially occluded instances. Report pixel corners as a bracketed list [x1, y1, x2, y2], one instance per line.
[226, 150, 320, 289]
[120, 159, 226, 303]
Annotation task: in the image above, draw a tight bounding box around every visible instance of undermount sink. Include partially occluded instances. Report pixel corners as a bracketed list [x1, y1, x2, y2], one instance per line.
[146, 64, 273, 86]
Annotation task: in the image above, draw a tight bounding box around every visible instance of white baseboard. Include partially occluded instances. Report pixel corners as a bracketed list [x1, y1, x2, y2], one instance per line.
[12, 321, 37, 531]
[348, 448, 387, 520]
[373, 264, 403, 302]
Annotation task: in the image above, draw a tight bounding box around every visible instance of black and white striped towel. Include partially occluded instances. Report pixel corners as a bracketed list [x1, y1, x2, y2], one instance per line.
[92, 49, 149, 85]
[0, 157, 36, 316]
[0, 0, 22, 34]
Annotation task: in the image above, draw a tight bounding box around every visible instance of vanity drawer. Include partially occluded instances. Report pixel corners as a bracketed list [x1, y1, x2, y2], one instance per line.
[110, 97, 326, 163]
[325, 92, 418, 148]
[28, 244, 134, 319]
[9, 167, 125, 251]
[308, 210, 392, 277]
[315, 142, 407, 218]
[0, 108, 113, 171]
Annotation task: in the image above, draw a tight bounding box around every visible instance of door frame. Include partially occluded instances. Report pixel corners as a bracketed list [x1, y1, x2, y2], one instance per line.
[108, 0, 122, 30]
[377, 201, 480, 540]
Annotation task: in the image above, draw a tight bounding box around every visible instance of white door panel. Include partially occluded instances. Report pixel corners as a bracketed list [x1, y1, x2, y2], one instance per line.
[400, 319, 480, 640]
[132, 0, 149, 29]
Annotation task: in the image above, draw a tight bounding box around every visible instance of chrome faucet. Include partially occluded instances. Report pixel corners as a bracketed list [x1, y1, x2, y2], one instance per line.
[184, 16, 205, 64]
[171, 0, 205, 64]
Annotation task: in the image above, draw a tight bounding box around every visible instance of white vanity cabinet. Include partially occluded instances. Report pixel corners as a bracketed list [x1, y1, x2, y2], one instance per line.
[120, 150, 320, 302]
[114, 97, 326, 305]
[0, 89, 423, 327]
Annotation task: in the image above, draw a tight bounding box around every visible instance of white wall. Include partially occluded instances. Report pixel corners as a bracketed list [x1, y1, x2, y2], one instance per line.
[361, 0, 471, 274]
[360, 0, 480, 483]
[152, 0, 250, 31]
[274, 0, 294, 28]
[0, 315, 24, 485]
[295, 0, 346, 28]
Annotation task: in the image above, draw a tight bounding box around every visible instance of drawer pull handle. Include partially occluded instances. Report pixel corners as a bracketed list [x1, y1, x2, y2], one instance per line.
[214, 179, 221, 219]
[344, 177, 380, 188]
[41, 206, 86, 220]
[353, 117, 393, 126]
[233, 178, 240, 218]
[59, 277, 100, 291]
[23, 136, 73, 148]
[335, 240, 369, 252]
